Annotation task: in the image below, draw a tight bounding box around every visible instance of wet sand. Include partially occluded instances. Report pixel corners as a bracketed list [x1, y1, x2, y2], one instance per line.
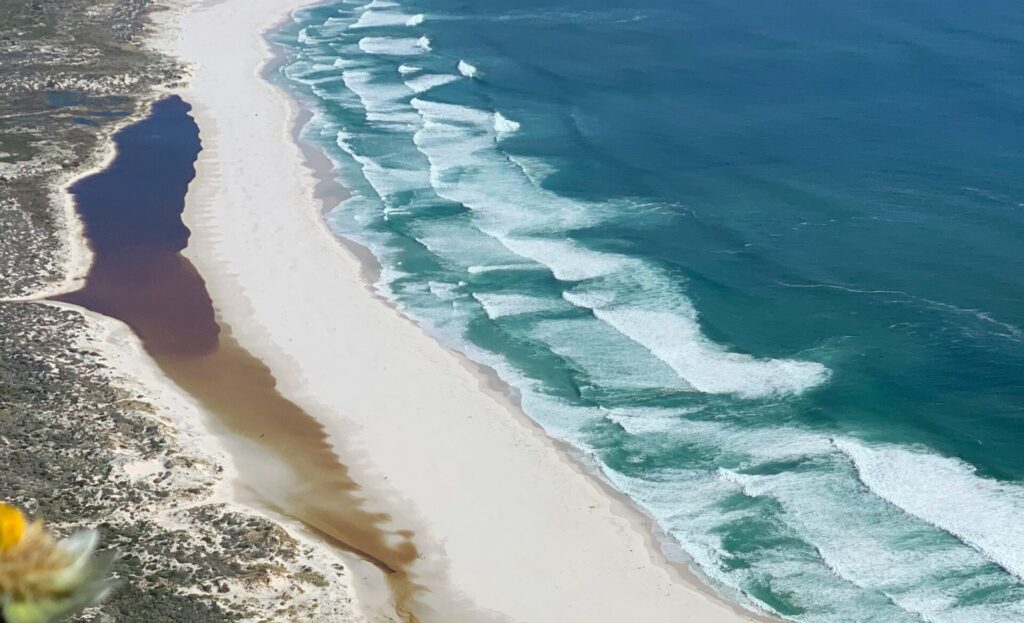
[144, 0, 777, 621]
[53, 96, 422, 621]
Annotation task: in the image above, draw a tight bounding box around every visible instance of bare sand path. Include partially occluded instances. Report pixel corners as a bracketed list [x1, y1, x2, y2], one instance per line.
[155, 1, 772, 621]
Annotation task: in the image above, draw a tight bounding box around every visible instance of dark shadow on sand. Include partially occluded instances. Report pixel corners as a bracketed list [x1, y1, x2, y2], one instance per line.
[54, 96, 421, 621]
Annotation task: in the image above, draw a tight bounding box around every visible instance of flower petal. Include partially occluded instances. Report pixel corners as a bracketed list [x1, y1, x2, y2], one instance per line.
[0, 503, 26, 551]
[47, 531, 102, 592]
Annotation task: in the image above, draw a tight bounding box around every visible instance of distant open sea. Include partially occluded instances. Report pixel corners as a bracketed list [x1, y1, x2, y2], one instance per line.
[271, 1, 1024, 620]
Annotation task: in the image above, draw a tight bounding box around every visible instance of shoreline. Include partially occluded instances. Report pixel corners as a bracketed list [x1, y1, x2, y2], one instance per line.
[282, 58, 774, 623]
[14, 99, 372, 622]
[154, 0, 778, 621]
[46, 299, 368, 619]
[3, 105, 144, 305]
[17, 4, 395, 620]
[267, 13, 777, 623]
[51, 87, 425, 617]
[30, 56, 377, 623]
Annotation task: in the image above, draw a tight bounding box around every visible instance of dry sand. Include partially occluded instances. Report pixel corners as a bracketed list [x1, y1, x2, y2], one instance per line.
[156, 0, 773, 621]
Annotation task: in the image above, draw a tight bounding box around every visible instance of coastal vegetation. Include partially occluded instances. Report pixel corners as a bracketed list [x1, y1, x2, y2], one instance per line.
[1, 1, 360, 620]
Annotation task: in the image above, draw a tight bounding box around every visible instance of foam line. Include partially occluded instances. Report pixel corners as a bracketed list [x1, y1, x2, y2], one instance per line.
[493, 111, 520, 135]
[341, 69, 422, 126]
[457, 59, 479, 78]
[836, 439, 1024, 581]
[565, 291, 830, 398]
[404, 73, 460, 94]
[472, 293, 568, 319]
[408, 96, 830, 398]
[351, 10, 416, 29]
[358, 36, 428, 55]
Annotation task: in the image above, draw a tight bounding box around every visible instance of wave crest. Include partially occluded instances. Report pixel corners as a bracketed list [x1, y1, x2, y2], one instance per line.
[457, 59, 479, 78]
[835, 439, 1024, 580]
[493, 112, 520, 135]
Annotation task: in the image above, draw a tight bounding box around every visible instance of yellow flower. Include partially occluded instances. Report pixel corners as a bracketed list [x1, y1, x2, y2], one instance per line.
[0, 505, 25, 552]
[0, 503, 116, 623]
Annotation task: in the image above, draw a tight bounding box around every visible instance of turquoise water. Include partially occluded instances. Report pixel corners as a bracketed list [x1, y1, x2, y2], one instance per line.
[272, 1, 1024, 620]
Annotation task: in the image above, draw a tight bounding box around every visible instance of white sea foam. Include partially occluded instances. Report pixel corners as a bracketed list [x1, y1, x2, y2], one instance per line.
[341, 69, 421, 126]
[322, 55, 823, 405]
[358, 0, 398, 9]
[411, 220, 528, 270]
[404, 73, 459, 94]
[334, 133, 432, 203]
[338, 143, 428, 197]
[603, 407, 702, 435]
[532, 318, 689, 390]
[351, 10, 414, 29]
[287, 18, 1024, 622]
[405, 13, 425, 26]
[472, 293, 567, 319]
[305, 16, 355, 39]
[466, 263, 546, 274]
[410, 97, 608, 235]
[285, 58, 344, 87]
[835, 439, 1024, 581]
[358, 36, 427, 55]
[600, 466, 783, 613]
[428, 281, 459, 300]
[507, 155, 559, 184]
[323, 193, 404, 262]
[457, 59, 479, 78]
[493, 111, 520, 135]
[717, 432, 1024, 623]
[412, 97, 493, 126]
[500, 239, 627, 281]
[518, 393, 605, 443]
[409, 95, 829, 398]
[725, 471, 934, 620]
[601, 424, 1024, 623]
[307, 82, 363, 111]
[327, 193, 382, 230]
[287, 58, 336, 73]
[563, 291, 830, 398]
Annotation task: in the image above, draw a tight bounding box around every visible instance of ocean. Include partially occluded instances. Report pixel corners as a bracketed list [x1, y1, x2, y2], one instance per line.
[271, 1, 1024, 620]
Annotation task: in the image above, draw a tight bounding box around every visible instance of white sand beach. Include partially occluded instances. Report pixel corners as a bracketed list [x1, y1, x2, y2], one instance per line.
[155, 0, 771, 621]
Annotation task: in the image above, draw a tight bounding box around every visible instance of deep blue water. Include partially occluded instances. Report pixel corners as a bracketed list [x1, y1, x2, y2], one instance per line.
[272, 1, 1024, 620]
